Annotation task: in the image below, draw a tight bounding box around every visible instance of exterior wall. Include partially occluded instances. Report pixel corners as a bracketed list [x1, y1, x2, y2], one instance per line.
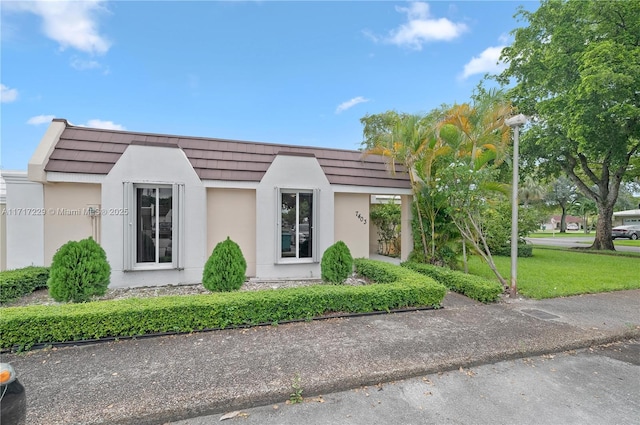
[206, 188, 257, 277]
[101, 145, 206, 288]
[3, 173, 45, 269]
[255, 154, 334, 279]
[43, 183, 101, 264]
[334, 193, 369, 259]
[369, 220, 380, 254]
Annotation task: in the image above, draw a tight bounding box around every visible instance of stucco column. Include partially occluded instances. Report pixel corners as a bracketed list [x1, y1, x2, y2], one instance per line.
[400, 194, 413, 262]
[4, 172, 45, 268]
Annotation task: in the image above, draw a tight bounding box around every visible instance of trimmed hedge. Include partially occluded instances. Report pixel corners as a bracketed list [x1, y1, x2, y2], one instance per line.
[0, 267, 50, 304]
[401, 262, 503, 303]
[1, 260, 446, 351]
[491, 244, 534, 258]
[352, 258, 398, 283]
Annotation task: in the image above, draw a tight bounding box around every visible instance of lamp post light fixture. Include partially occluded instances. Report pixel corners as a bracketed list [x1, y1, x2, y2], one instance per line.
[504, 113, 528, 298]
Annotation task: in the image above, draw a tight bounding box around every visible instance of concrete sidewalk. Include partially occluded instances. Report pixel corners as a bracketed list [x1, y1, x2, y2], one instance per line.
[4, 290, 640, 425]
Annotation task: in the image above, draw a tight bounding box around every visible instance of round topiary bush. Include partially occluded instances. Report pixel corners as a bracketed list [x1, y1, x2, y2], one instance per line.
[202, 237, 247, 292]
[48, 237, 111, 303]
[321, 241, 353, 284]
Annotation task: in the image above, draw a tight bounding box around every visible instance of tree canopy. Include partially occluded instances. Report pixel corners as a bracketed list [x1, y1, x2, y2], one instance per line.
[498, 0, 640, 249]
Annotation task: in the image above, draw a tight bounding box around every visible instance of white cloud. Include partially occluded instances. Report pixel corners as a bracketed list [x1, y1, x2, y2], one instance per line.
[336, 96, 370, 114]
[27, 115, 56, 125]
[384, 2, 468, 50]
[70, 57, 102, 70]
[0, 84, 18, 103]
[361, 29, 379, 43]
[498, 33, 511, 44]
[461, 45, 507, 79]
[83, 119, 126, 130]
[5, 0, 111, 54]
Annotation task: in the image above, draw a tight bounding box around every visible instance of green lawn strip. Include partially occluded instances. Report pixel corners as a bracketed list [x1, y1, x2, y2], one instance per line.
[1, 259, 445, 351]
[614, 239, 640, 247]
[467, 249, 640, 299]
[532, 245, 640, 258]
[528, 232, 594, 238]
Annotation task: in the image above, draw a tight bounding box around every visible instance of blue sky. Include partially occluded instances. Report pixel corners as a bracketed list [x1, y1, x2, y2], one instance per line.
[1, 1, 538, 171]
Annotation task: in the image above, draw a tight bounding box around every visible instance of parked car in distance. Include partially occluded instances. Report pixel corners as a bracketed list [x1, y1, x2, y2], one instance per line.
[611, 224, 640, 240]
[0, 363, 26, 425]
[566, 223, 579, 230]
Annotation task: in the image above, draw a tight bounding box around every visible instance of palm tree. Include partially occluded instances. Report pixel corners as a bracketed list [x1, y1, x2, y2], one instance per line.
[519, 175, 545, 207]
[435, 89, 513, 289]
[439, 89, 512, 170]
[361, 112, 439, 260]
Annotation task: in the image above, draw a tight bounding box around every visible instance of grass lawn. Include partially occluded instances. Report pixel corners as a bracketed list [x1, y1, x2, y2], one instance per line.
[466, 248, 640, 299]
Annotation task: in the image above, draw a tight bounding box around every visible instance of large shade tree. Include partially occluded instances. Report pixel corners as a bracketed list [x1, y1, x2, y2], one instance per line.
[547, 176, 576, 232]
[498, 0, 640, 250]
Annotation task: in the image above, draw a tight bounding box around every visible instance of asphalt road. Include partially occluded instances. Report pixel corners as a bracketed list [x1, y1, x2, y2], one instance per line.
[527, 236, 640, 253]
[174, 340, 640, 425]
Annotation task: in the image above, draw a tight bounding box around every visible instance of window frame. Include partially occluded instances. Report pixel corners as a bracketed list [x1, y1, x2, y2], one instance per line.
[123, 182, 184, 271]
[275, 187, 319, 264]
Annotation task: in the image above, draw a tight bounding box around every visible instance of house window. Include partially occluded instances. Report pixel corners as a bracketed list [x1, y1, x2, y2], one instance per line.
[124, 182, 184, 270]
[136, 187, 172, 264]
[279, 189, 317, 261]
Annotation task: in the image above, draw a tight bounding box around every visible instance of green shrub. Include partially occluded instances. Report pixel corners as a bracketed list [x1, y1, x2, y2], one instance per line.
[321, 241, 354, 284]
[484, 201, 540, 253]
[203, 237, 247, 292]
[48, 237, 111, 303]
[1, 263, 447, 351]
[370, 202, 401, 256]
[0, 266, 50, 304]
[401, 261, 503, 303]
[491, 244, 534, 258]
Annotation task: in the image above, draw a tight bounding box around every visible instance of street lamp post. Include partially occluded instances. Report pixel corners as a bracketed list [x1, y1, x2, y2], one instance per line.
[505, 114, 528, 298]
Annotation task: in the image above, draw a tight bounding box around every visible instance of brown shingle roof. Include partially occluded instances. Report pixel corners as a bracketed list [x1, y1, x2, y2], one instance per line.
[44, 119, 410, 189]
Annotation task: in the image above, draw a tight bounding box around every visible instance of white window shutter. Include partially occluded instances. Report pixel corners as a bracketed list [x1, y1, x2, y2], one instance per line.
[123, 182, 134, 271]
[274, 186, 280, 264]
[173, 183, 185, 270]
[312, 188, 320, 262]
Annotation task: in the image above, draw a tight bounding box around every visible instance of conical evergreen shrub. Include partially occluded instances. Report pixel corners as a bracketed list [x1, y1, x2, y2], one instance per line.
[48, 237, 111, 303]
[321, 241, 353, 284]
[202, 237, 247, 292]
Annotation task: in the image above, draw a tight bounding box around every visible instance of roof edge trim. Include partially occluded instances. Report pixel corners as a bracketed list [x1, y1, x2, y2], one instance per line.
[28, 119, 67, 183]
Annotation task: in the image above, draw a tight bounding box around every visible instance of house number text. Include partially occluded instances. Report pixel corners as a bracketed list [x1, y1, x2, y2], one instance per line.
[355, 211, 367, 225]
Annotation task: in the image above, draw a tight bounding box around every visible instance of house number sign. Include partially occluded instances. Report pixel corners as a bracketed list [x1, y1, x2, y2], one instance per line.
[355, 211, 367, 225]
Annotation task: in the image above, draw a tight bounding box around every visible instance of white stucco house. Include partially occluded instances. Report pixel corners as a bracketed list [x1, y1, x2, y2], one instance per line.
[2, 119, 413, 288]
[613, 208, 640, 226]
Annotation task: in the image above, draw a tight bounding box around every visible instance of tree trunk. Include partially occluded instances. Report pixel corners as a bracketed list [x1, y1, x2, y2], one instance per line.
[409, 173, 429, 261]
[560, 205, 567, 232]
[462, 240, 468, 274]
[591, 203, 615, 250]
